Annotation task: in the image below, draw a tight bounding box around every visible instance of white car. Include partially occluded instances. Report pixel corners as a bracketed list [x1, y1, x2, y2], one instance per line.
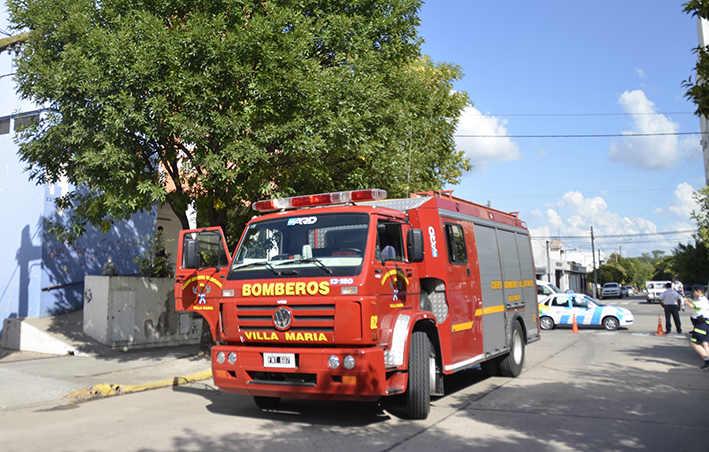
[539, 293, 634, 331]
[537, 280, 563, 303]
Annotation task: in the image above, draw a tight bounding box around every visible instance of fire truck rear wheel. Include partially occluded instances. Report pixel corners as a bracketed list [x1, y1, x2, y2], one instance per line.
[406, 331, 433, 419]
[254, 396, 281, 410]
[499, 322, 525, 377]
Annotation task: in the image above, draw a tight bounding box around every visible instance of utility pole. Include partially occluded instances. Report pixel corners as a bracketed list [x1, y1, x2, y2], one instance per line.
[591, 227, 597, 298]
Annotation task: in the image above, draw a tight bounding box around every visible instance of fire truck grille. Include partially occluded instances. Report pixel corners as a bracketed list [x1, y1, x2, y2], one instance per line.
[236, 304, 335, 332]
[248, 371, 317, 387]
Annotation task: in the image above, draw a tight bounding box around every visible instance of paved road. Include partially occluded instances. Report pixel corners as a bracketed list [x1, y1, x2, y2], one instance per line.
[1, 295, 707, 452]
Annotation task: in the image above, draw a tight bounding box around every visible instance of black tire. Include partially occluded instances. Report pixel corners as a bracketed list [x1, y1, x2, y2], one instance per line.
[254, 396, 281, 410]
[406, 331, 433, 419]
[480, 358, 501, 377]
[499, 322, 525, 377]
[602, 316, 619, 331]
[540, 316, 555, 330]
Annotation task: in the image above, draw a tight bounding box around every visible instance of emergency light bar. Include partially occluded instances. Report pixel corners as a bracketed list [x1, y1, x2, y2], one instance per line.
[252, 189, 387, 212]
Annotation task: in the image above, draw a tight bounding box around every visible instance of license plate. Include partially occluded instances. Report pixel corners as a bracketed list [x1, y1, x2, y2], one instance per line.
[263, 352, 296, 369]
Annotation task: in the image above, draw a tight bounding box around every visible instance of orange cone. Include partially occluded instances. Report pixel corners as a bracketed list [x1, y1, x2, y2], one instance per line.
[654, 315, 665, 336]
[571, 314, 579, 333]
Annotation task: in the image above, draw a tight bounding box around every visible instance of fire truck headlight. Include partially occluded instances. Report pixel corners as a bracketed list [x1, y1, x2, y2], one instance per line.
[340, 286, 358, 295]
[227, 352, 237, 365]
[343, 355, 355, 369]
[223, 289, 235, 297]
[328, 355, 340, 369]
[216, 351, 226, 364]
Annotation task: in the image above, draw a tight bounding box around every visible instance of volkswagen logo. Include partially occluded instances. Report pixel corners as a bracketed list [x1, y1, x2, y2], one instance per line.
[273, 307, 292, 331]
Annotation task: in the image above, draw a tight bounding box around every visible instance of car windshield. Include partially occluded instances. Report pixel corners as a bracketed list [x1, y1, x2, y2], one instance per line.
[228, 213, 369, 280]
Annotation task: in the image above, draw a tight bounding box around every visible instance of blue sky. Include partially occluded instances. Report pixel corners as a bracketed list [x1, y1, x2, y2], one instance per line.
[419, 0, 706, 259]
[1, 2, 705, 259]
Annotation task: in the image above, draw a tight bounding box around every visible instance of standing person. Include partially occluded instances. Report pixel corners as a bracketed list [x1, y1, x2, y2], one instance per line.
[672, 278, 685, 311]
[659, 282, 682, 334]
[684, 286, 709, 370]
[155, 226, 168, 259]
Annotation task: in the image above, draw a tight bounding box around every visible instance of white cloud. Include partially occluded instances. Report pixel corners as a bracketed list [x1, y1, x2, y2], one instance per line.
[455, 106, 521, 173]
[608, 90, 697, 170]
[653, 182, 700, 222]
[635, 68, 646, 79]
[668, 183, 700, 219]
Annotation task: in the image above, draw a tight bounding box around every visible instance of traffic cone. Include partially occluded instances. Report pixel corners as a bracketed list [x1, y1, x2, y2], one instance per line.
[571, 314, 579, 334]
[654, 315, 665, 336]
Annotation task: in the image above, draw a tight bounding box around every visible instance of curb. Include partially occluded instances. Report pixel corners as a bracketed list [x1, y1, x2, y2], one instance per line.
[66, 369, 212, 401]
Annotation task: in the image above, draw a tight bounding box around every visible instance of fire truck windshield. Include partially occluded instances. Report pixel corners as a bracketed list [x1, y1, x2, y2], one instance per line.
[228, 213, 369, 280]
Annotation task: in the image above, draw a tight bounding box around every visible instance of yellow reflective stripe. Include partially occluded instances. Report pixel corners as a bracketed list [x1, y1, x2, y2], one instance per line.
[474, 305, 505, 316]
[452, 321, 474, 332]
[693, 327, 707, 335]
[483, 305, 505, 315]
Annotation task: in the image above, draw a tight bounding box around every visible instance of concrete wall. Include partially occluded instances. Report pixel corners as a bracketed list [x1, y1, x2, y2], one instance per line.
[83, 276, 201, 350]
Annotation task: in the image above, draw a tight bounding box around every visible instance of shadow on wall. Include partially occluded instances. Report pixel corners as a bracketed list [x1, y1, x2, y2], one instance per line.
[40, 209, 156, 317]
[15, 224, 42, 318]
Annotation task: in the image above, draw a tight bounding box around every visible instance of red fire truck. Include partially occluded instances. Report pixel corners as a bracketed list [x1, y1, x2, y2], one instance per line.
[175, 189, 540, 419]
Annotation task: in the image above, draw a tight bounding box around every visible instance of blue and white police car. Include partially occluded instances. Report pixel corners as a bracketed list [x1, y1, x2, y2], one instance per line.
[539, 293, 634, 331]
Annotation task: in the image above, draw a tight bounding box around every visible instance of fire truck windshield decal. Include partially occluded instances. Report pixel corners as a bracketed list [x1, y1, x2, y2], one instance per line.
[228, 213, 369, 280]
[287, 216, 317, 226]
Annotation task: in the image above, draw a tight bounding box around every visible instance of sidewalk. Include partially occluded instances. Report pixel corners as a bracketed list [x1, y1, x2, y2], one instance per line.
[0, 313, 212, 413]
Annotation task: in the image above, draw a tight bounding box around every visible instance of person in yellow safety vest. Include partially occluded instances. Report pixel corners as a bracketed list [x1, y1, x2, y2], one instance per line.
[684, 285, 709, 371]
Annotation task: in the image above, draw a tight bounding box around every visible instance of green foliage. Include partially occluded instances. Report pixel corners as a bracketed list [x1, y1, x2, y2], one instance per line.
[8, 0, 471, 244]
[692, 186, 709, 248]
[683, 1, 709, 117]
[668, 241, 709, 284]
[133, 231, 174, 278]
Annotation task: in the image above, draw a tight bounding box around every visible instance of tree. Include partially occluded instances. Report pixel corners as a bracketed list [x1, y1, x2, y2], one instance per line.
[683, 1, 709, 116]
[668, 241, 709, 285]
[692, 186, 709, 249]
[7, 0, 471, 245]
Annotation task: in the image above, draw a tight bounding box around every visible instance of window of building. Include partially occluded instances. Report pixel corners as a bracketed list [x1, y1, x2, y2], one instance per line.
[0, 117, 10, 135]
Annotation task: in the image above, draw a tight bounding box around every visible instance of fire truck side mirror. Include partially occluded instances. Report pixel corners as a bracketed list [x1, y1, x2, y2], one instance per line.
[407, 229, 424, 263]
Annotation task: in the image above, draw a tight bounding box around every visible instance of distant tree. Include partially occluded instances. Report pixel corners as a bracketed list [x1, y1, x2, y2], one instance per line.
[668, 241, 709, 285]
[692, 186, 709, 250]
[7, 0, 471, 245]
[595, 261, 627, 285]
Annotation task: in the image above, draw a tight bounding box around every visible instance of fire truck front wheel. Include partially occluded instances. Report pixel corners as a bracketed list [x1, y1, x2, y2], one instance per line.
[254, 396, 281, 410]
[499, 322, 525, 377]
[406, 331, 434, 420]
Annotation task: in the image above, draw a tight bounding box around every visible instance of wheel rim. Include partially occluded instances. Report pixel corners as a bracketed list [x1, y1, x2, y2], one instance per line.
[429, 355, 436, 395]
[541, 317, 553, 329]
[511, 329, 523, 364]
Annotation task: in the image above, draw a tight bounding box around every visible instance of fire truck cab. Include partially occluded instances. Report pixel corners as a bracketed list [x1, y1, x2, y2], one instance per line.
[175, 189, 540, 419]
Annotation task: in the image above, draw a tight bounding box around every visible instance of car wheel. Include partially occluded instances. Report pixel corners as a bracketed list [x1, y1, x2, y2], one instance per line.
[406, 331, 433, 419]
[540, 316, 555, 330]
[499, 322, 525, 377]
[254, 396, 281, 409]
[603, 316, 619, 331]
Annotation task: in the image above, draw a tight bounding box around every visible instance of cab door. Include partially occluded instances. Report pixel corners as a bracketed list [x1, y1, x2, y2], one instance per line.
[175, 227, 232, 341]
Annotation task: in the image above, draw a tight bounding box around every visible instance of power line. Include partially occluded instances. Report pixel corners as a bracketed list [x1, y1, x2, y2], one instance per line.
[485, 112, 694, 117]
[454, 132, 702, 138]
[531, 229, 696, 240]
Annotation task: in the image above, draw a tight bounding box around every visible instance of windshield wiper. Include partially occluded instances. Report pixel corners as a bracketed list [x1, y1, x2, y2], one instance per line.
[231, 261, 278, 275]
[274, 257, 332, 274]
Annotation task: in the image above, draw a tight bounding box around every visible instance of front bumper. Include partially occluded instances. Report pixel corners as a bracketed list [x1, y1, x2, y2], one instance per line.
[211, 344, 399, 402]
